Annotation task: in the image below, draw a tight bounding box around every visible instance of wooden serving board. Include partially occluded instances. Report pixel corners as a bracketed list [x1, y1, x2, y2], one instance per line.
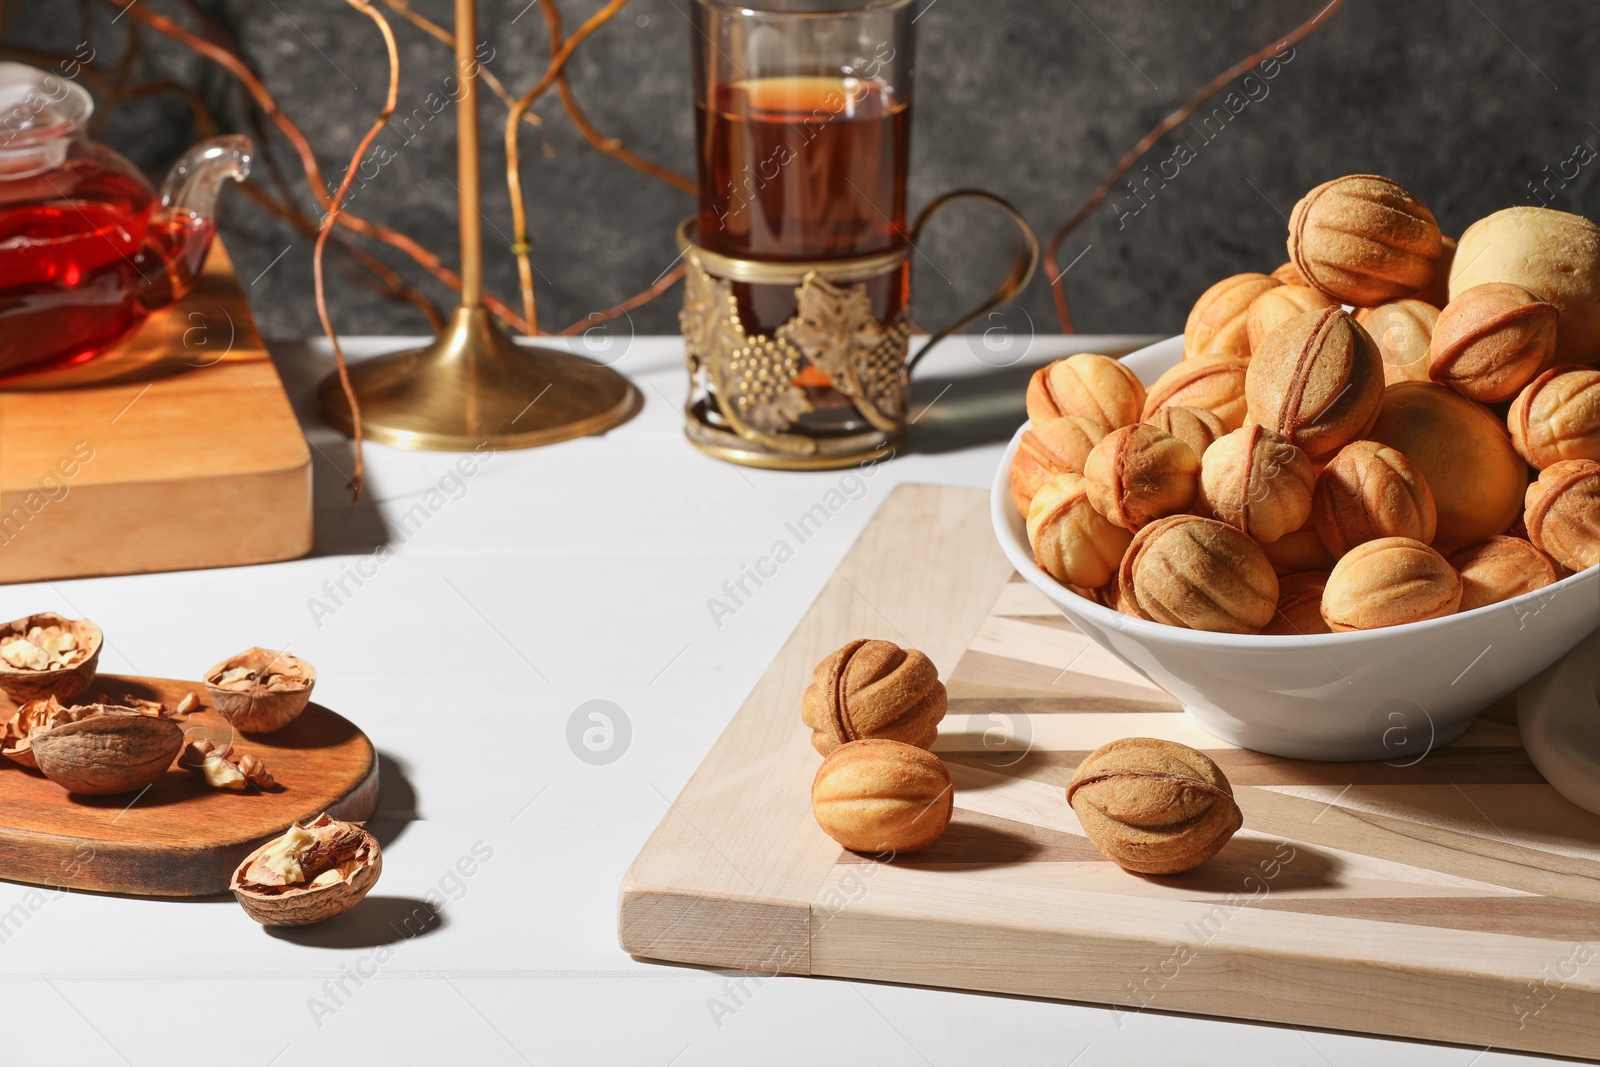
[0, 674, 377, 896]
[621, 484, 1600, 1060]
[0, 243, 313, 583]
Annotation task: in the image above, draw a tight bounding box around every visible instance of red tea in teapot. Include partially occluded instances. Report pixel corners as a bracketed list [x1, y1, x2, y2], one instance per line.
[0, 62, 249, 380]
[0, 158, 216, 377]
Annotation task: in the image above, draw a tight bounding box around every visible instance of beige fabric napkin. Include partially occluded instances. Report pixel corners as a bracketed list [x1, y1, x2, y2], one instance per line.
[1519, 627, 1600, 817]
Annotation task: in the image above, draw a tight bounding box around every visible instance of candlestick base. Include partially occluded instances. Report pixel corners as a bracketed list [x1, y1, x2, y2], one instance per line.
[316, 305, 638, 451]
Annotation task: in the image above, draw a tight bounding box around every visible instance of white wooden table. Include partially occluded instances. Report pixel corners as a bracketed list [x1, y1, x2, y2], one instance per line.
[0, 334, 1572, 1066]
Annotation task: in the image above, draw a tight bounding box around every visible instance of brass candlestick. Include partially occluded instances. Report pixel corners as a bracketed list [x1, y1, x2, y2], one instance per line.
[317, 0, 638, 451]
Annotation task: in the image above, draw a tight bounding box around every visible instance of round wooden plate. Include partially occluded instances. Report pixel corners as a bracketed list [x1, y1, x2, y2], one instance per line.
[0, 674, 378, 896]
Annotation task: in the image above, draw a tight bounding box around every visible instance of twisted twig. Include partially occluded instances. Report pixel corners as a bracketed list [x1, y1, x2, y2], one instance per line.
[238, 180, 444, 332]
[558, 262, 685, 337]
[376, 0, 549, 148]
[69, 0, 701, 435]
[0, 43, 218, 136]
[1045, 0, 1345, 332]
[375, 0, 694, 336]
[505, 0, 631, 335]
[314, 0, 403, 502]
[101, 0, 534, 334]
[536, 0, 695, 195]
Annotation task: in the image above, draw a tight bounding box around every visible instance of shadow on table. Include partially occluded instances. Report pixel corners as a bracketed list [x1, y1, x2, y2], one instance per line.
[902, 337, 1159, 456]
[904, 362, 1035, 455]
[306, 438, 389, 558]
[1142, 837, 1343, 894]
[369, 751, 418, 853]
[267, 894, 446, 949]
[894, 817, 1044, 870]
[268, 341, 390, 558]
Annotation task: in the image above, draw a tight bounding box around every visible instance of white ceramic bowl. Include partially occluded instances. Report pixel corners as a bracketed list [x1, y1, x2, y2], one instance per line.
[992, 336, 1600, 761]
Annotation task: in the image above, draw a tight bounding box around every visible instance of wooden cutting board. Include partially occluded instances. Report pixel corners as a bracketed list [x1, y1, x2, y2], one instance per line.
[0, 243, 313, 583]
[621, 483, 1600, 1060]
[0, 674, 377, 896]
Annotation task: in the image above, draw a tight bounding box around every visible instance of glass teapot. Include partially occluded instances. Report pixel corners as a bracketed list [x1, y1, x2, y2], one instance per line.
[0, 62, 251, 380]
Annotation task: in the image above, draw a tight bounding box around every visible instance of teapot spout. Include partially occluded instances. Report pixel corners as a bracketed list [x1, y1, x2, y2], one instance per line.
[158, 134, 252, 219]
[136, 135, 252, 312]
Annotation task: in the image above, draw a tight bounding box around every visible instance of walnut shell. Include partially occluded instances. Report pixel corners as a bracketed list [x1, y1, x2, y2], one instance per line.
[1, 696, 75, 769]
[1144, 406, 1229, 462]
[0, 614, 102, 704]
[1140, 352, 1251, 430]
[800, 639, 946, 757]
[1311, 440, 1438, 556]
[1245, 307, 1385, 461]
[204, 648, 316, 734]
[1184, 272, 1280, 360]
[1356, 299, 1439, 385]
[1245, 284, 1337, 353]
[1084, 424, 1200, 531]
[811, 739, 953, 854]
[1009, 415, 1108, 517]
[1261, 571, 1332, 636]
[1025, 354, 1146, 429]
[1199, 425, 1314, 544]
[1260, 519, 1338, 576]
[1367, 382, 1527, 551]
[1027, 473, 1134, 590]
[1287, 174, 1443, 306]
[1066, 737, 1242, 875]
[1427, 282, 1558, 403]
[1524, 459, 1600, 573]
[1125, 515, 1278, 633]
[1321, 537, 1463, 631]
[1448, 536, 1560, 612]
[1451, 206, 1600, 365]
[30, 708, 184, 795]
[1508, 365, 1600, 469]
[1271, 260, 1309, 287]
[231, 814, 382, 927]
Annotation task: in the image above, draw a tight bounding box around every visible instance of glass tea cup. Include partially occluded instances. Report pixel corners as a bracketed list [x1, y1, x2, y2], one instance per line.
[681, 0, 1037, 469]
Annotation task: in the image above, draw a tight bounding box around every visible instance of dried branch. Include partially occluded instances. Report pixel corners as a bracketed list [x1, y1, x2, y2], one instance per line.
[171, 0, 232, 43]
[0, 43, 217, 136]
[61, 0, 700, 432]
[376, 0, 550, 147]
[113, 79, 219, 136]
[237, 180, 444, 331]
[377, 0, 694, 339]
[558, 262, 685, 336]
[536, 0, 695, 195]
[505, 0, 631, 335]
[1045, 0, 1345, 332]
[314, 0, 404, 502]
[101, 0, 533, 335]
[89, 20, 142, 135]
[1, 36, 443, 333]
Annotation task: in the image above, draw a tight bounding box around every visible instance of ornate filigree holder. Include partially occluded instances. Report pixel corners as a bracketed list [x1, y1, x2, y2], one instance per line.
[679, 223, 913, 470]
[678, 191, 1040, 471]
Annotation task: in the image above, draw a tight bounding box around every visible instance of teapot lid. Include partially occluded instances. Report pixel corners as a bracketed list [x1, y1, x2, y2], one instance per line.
[0, 63, 93, 179]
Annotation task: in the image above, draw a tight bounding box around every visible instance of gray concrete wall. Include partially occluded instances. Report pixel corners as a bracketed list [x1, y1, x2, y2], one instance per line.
[5, 1, 1598, 343]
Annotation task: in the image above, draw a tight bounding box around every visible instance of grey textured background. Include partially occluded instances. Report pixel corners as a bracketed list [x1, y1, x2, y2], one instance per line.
[4, 0, 1598, 343]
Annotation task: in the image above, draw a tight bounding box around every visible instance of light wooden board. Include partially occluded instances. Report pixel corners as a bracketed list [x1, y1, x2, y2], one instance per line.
[0, 674, 377, 897]
[621, 483, 1600, 1060]
[0, 243, 313, 582]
